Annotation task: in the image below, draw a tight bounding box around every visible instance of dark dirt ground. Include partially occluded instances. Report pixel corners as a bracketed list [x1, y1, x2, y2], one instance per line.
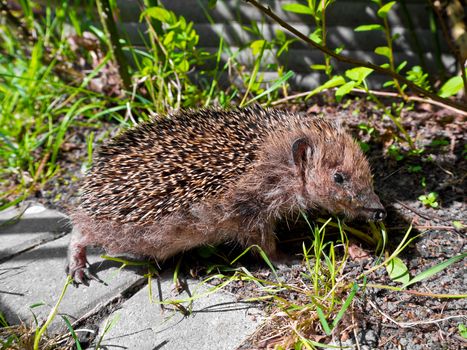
[34, 97, 466, 349]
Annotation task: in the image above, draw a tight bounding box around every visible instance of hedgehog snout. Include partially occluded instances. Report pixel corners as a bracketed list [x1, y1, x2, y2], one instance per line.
[360, 192, 386, 222]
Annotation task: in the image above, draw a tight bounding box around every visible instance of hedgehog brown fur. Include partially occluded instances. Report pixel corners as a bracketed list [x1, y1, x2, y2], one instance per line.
[67, 106, 386, 284]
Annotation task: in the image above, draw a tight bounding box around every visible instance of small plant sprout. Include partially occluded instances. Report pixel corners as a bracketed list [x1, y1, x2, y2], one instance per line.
[418, 192, 439, 208]
[407, 164, 422, 173]
[388, 144, 405, 161]
[420, 176, 427, 188]
[358, 123, 375, 135]
[459, 324, 467, 339]
[452, 221, 464, 230]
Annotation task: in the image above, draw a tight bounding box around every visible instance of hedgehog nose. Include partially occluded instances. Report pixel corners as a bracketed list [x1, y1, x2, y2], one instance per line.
[373, 209, 386, 221]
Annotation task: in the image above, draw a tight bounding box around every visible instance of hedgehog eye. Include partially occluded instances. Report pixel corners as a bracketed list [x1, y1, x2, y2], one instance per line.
[333, 173, 345, 184]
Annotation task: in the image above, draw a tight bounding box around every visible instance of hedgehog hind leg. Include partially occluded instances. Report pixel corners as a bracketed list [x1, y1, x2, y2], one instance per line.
[245, 230, 296, 268]
[66, 227, 96, 286]
[236, 221, 280, 261]
[238, 221, 299, 268]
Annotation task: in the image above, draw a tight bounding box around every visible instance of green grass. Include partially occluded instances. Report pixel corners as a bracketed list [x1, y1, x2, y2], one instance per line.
[1, 218, 464, 349]
[157, 218, 464, 348]
[0, 5, 125, 209]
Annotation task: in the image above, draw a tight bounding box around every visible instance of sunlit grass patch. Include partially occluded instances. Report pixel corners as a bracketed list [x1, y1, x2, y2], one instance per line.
[0, 3, 127, 210]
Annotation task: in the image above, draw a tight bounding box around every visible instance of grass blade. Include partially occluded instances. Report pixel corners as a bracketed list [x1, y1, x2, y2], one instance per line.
[245, 70, 294, 105]
[402, 253, 467, 289]
[61, 315, 82, 350]
[331, 282, 359, 329]
[33, 276, 73, 350]
[316, 306, 332, 335]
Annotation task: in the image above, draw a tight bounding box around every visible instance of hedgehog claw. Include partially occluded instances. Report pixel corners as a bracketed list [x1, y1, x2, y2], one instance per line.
[68, 265, 90, 286]
[67, 264, 103, 287]
[73, 268, 90, 286]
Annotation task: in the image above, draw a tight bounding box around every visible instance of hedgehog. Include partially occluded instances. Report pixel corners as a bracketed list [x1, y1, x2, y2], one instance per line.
[67, 105, 386, 284]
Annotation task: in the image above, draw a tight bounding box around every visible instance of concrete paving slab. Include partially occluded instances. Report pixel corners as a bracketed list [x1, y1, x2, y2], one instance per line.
[0, 203, 70, 261]
[97, 274, 263, 350]
[0, 234, 145, 331]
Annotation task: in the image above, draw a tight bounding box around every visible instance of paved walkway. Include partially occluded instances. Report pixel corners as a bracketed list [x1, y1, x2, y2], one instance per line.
[0, 202, 262, 349]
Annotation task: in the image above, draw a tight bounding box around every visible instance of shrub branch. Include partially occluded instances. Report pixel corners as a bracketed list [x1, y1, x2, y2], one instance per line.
[244, 0, 467, 113]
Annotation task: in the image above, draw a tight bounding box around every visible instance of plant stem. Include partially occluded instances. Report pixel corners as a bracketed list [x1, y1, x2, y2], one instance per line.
[380, 1, 406, 99]
[96, 0, 131, 91]
[34, 276, 73, 350]
[320, 0, 331, 77]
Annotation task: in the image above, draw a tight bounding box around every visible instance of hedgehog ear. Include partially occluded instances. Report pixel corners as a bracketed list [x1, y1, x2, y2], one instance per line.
[292, 137, 312, 169]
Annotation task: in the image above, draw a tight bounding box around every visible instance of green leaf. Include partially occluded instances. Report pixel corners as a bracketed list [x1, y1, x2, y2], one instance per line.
[459, 324, 467, 339]
[142, 6, 171, 23]
[354, 24, 384, 32]
[29, 302, 46, 309]
[452, 221, 465, 230]
[244, 70, 294, 105]
[316, 306, 332, 335]
[345, 67, 374, 82]
[309, 28, 322, 44]
[359, 142, 370, 153]
[374, 46, 391, 58]
[208, 0, 217, 9]
[305, 75, 345, 98]
[377, 1, 396, 18]
[163, 30, 174, 46]
[439, 76, 463, 98]
[250, 39, 266, 55]
[282, 3, 313, 15]
[335, 46, 344, 54]
[275, 29, 286, 42]
[62, 316, 82, 350]
[335, 81, 355, 102]
[386, 257, 410, 284]
[396, 60, 407, 73]
[402, 253, 467, 289]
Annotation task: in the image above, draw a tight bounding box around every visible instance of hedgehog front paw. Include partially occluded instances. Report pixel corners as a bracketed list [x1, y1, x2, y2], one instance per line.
[270, 250, 301, 270]
[66, 253, 98, 286]
[66, 264, 93, 286]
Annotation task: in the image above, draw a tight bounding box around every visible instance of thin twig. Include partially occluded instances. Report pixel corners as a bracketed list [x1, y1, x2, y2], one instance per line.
[395, 200, 445, 222]
[368, 299, 467, 328]
[350, 89, 467, 116]
[380, 167, 403, 182]
[272, 88, 467, 116]
[388, 225, 458, 231]
[244, 0, 467, 112]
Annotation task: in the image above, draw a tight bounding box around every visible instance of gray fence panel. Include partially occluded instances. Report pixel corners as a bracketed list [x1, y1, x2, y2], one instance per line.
[113, 0, 453, 88]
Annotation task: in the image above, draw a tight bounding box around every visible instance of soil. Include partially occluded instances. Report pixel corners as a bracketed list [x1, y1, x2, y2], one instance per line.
[35, 97, 466, 349]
